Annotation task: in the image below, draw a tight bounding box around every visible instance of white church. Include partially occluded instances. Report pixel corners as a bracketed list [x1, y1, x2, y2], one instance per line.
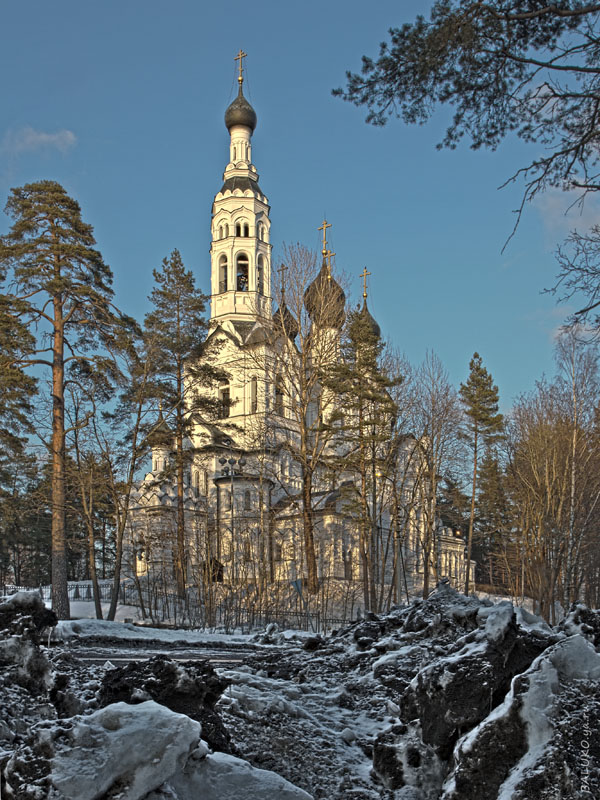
[125, 54, 471, 619]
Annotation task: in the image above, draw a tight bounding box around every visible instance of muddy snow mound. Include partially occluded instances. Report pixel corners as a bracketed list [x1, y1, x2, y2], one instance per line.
[98, 655, 233, 753]
[4, 700, 312, 800]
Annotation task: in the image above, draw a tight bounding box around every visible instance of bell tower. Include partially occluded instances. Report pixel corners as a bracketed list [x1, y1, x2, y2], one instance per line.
[210, 51, 272, 323]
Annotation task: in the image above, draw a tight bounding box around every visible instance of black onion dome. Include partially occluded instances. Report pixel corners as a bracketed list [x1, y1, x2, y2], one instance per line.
[273, 301, 299, 341]
[147, 411, 172, 449]
[304, 258, 346, 329]
[358, 298, 381, 339]
[225, 85, 257, 132]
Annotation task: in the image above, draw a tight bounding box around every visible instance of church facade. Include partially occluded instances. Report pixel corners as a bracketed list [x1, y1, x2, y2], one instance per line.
[125, 58, 471, 618]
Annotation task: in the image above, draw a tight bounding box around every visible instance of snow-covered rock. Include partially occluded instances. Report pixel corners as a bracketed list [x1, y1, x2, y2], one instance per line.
[160, 750, 313, 799]
[559, 602, 600, 647]
[50, 701, 200, 799]
[5, 700, 313, 800]
[2, 586, 599, 799]
[0, 591, 57, 637]
[0, 592, 55, 694]
[443, 635, 600, 799]
[98, 655, 233, 753]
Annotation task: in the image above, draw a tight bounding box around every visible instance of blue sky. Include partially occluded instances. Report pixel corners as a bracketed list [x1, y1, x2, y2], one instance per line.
[2, 0, 592, 409]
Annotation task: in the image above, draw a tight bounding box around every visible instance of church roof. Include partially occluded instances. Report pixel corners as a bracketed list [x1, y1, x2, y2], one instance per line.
[231, 320, 257, 341]
[225, 85, 257, 132]
[272, 300, 299, 341]
[356, 298, 381, 339]
[219, 175, 263, 196]
[304, 257, 346, 329]
[146, 411, 172, 449]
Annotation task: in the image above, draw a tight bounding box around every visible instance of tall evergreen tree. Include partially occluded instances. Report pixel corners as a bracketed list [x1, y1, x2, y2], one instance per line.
[0, 180, 121, 618]
[0, 291, 37, 477]
[325, 300, 399, 611]
[476, 448, 510, 586]
[144, 249, 223, 598]
[459, 352, 504, 595]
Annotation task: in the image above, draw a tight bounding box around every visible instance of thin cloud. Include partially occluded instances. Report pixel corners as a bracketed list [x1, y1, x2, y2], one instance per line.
[1, 126, 77, 155]
[533, 188, 600, 241]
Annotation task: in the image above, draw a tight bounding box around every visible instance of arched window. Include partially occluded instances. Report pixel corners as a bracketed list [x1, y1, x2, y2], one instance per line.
[244, 490, 251, 510]
[233, 146, 237, 161]
[250, 376, 258, 413]
[275, 375, 285, 416]
[219, 384, 230, 418]
[218, 225, 223, 239]
[235, 221, 242, 237]
[202, 469, 208, 495]
[193, 470, 200, 496]
[219, 255, 228, 293]
[243, 538, 252, 561]
[224, 223, 229, 237]
[257, 256, 264, 295]
[243, 223, 250, 237]
[273, 539, 283, 562]
[344, 549, 353, 581]
[236, 253, 249, 291]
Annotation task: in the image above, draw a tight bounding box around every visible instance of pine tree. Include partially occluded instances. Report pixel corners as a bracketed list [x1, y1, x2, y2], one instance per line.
[325, 300, 399, 611]
[144, 249, 224, 598]
[477, 448, 510, 587]
[459, 353, 504, 595]
[0, 291, 37, 476]
[0, 181, 120, 618]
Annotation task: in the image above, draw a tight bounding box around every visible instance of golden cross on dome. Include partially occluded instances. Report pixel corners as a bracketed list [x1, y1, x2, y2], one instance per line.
[360, 266, 371, 299]
[235, 49, 247, 84]
[278, 262, 288, 293]
[318, 219, 332, 255]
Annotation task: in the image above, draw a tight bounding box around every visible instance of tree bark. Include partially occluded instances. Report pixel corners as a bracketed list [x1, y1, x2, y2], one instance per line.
[175, 412, 186, 599]
[464, 428, 478, 596]
[51, 293, 70, 619]
[301, 465, 319, 594]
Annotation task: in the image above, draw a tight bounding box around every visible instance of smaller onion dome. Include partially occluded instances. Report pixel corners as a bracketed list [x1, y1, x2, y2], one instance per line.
[304, 258, 346, 329]
[225, 85, 257, 132]
[272, 301, 299, 341]
[357, 298, 381, 339]
[146, 410, 172, 449]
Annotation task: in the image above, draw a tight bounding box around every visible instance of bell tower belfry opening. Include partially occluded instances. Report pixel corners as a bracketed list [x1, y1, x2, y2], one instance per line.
[210, 51, 272, 323]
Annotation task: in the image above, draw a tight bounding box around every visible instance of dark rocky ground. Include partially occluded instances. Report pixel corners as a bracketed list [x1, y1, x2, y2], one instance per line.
[1, 587, 599, 799]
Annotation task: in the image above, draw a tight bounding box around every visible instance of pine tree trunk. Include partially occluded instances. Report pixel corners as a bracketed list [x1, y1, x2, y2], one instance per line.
[465, 429, 478, 596]
[301, 467, 319, 594]
[85, 498, 103, 620]
[51, 296, 70, 620]
[175, 421, 186, 598]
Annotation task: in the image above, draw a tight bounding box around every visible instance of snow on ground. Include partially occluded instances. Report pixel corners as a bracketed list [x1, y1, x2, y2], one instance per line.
[2, 586, 600, 799]
[55, 610, 313, 648]
[67, 600, 143, 622]
[55, 616, 257, 646]
[48, 700, 311, 800]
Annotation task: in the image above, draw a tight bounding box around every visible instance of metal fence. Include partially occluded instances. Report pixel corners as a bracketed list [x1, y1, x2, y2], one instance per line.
[2, 582, 135, 605]
[1, 582, 353, 634]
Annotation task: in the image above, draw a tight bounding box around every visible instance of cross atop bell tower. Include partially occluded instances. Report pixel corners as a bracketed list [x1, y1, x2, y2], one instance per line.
[209, 54, 272, 323]
[235, 49, 247, 85]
